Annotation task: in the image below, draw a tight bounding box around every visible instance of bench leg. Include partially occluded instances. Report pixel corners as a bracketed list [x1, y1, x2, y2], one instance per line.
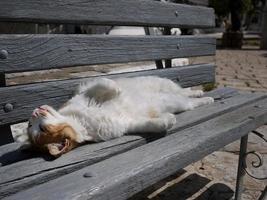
[234, 134, 248, 200]
[0, 125, 14, 146]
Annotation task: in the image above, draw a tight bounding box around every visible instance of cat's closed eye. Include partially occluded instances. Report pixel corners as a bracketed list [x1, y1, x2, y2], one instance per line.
[39, 124, 45, 132]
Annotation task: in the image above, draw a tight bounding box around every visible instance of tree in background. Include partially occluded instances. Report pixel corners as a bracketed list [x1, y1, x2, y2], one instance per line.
[209, 0, 254, 48]
[209, 0, 253, 30]
[230, 0, 253, 31]
[209, 0, 230, 27]
[261, 1, 267, 49]
[243, 0, 265, 30]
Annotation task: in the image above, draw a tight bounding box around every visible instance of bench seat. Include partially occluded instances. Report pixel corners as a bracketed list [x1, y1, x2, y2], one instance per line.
[0, 1, 265, 199]
[1, 87, 267, 200]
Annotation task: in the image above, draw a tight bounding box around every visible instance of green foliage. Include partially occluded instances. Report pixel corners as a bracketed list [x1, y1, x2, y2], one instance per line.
[202, 83, 217, 92]
[242, 0, 253, 13]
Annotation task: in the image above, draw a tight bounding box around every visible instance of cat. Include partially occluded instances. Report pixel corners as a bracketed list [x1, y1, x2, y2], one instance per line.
[24, 76, 214, 157]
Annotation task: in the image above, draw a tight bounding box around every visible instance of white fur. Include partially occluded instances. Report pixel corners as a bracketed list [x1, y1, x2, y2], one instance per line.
[27, 76, 214, 144]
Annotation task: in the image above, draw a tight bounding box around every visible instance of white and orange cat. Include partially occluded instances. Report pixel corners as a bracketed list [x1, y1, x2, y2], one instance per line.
[23, 76, 214, 157]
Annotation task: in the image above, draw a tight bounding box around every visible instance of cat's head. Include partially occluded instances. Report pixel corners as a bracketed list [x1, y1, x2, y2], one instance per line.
[25, 105, 79, 157]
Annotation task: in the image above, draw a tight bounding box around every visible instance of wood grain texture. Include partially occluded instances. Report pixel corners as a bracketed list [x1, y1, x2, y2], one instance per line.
[0, 0, 214, 28]
[186, 0, 209, 6]
[0, 88, 237, 162]
[0, 35, 216, 73]
[0, 88, 236, 160]
[0, 72, 14, 145]
[1, 90, 266, 198]
[5, 97, 267, 200]
[0, 64, 215, 126]
[0, 136, 146, 198]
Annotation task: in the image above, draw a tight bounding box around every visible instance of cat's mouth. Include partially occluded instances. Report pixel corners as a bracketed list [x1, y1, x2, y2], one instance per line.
[47, 139, 68, 151]
[45, 138, 72, 157]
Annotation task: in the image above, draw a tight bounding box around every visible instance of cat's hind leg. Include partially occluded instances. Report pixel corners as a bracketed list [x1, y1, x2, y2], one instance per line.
[179, 88, 204, 98]
[154, 78, 204, 98]
[186, 97, 214, 110]
[128, 113, 176, 134]
[80, 78, 121, 103]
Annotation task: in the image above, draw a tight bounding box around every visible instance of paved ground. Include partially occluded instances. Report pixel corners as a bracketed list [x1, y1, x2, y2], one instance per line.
[216, 48, 267, 92]
[9, 47, 267, 200]
[130, 48, 267, 200]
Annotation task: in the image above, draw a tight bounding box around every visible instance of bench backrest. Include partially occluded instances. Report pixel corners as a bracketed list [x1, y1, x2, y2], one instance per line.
[0, 0, 215, 127]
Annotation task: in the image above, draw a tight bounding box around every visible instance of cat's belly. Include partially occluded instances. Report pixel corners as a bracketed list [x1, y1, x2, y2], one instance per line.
[101, 93, 161, 119]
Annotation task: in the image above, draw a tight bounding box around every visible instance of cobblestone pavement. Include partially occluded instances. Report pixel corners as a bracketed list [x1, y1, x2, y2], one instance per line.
[130, 48, 267, 200]
[9, 48, 267, 200]
[216, 49, 267, 92]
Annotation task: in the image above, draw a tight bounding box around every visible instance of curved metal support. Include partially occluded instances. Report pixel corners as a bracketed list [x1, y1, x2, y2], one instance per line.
[234, 130, 266, 200]
[234, 135, 248, 200]
[243, 151, 267, 180]
[252, 130, 267, 143]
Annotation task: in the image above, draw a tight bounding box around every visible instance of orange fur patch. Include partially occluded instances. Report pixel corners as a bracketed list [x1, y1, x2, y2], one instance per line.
[31, 123, 78, 157]
[148, 107, 158, 118]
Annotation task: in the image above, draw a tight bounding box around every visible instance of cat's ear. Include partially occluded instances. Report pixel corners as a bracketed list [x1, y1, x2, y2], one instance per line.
[46, 139, 71, 157]
[46, 143, 63, 157]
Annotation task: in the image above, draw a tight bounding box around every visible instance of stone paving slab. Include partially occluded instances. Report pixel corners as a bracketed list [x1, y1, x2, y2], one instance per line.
[215, 49, 267, 93]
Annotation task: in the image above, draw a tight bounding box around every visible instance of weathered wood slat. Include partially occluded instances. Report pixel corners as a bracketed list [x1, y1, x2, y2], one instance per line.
[0, 35, 216, 73]
[0, 72, 14, 145]
[0, 88, 236, 162]
[1, 90, 266, 198]
[0, 136, 146, 198]
[186, 0, 209, 6]
[0, 0, 214, 28]
[170, 91, 267, 133]
[0, 88, 237, 162]
[0, 64, 215, 125]
[4, 97, 267, 200]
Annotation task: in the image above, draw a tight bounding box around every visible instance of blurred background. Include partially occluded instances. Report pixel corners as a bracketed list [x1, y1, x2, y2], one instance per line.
[0, 0, 266, 50]
[2, 0, 266, 94]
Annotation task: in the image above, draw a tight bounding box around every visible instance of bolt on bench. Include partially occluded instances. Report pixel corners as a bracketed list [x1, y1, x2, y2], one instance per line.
[0, 0, 266, 199]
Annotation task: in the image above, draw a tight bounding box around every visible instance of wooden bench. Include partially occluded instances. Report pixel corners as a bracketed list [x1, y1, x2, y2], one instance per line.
[0, 1, 266, 199]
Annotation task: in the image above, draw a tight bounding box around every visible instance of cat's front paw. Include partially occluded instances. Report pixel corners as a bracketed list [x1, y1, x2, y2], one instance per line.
[186, 90, 204, 98]
[203, 97, 214, 104]
[40, 105, 53, 111]
[162, 113, 176, 129]
[193, 90, 204, 97]
[39, 105, 59, 117]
